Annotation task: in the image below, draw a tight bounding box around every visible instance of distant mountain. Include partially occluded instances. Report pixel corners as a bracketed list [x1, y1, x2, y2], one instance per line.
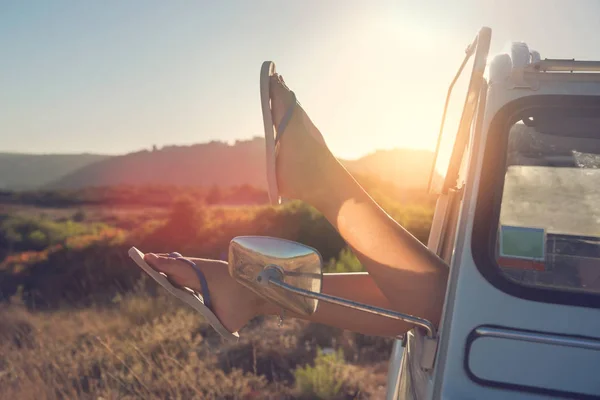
[4, 138, 437, 191]
[0, 153, 111, 190]
[48, 138, 270, 189]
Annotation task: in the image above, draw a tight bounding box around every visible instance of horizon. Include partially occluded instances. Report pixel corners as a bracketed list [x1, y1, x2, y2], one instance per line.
[2, 1, 600, 160]
[0, 135, 437, 162]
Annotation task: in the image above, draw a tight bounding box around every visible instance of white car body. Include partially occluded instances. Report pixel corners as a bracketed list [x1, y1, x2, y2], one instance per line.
[388, 27, 600, 399]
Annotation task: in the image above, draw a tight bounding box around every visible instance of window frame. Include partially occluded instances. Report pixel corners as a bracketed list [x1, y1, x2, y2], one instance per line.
[471, 94, 600, 308]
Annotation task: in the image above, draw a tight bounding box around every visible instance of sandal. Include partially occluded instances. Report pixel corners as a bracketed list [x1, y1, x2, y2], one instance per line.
[260, 61, 298, 205]
[128, 247, 239, 342]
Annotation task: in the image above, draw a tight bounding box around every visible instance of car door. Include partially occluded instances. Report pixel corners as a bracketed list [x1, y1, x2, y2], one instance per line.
[431, 57, 600, 398]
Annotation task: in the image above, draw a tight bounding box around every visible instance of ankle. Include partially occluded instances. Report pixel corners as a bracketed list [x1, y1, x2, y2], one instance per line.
[277, 119, 330, 202]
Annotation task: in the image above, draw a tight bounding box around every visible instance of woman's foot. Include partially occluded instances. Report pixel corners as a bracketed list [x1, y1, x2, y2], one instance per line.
[144, 253, 266, 333]
[269, 75, 333, 203]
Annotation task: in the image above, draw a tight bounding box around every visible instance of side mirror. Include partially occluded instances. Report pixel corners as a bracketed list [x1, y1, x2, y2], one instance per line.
[229, 236, 323, 316]
[228, 236, 436, 340]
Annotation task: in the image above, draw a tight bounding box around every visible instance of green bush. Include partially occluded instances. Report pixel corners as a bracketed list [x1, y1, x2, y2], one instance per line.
[26, 230, 48, 249]
[294, 348, 346, 400]
[0, 215, 106, 252]
[72, 209, 86, 222]
[325, 248, 364, 273]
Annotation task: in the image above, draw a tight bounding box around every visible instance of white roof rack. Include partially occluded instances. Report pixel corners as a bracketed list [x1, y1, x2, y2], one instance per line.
[528, 59, 600, 73]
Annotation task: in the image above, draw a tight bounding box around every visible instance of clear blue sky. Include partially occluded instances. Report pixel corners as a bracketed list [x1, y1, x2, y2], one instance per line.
[1, 1, 599, 158]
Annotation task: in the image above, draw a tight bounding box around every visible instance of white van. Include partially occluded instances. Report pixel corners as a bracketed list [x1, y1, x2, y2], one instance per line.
[387, 26, 600, 399]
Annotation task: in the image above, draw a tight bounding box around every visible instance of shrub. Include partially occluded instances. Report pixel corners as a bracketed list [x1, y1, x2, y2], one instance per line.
[294, 348, 347, 400]
[205, 185, 222, 205]
[0, 305, 35, 349]
[0, 215, 106, 252]
[26, 230, 48, 249]
[114, 278, 176, 326]
[325, 248, 364, 273]
[0, 302, 269, 400]
[72, 209, 86, 222]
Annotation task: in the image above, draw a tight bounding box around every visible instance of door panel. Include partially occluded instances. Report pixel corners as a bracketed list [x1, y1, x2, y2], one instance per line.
[466, 326, 600, 397]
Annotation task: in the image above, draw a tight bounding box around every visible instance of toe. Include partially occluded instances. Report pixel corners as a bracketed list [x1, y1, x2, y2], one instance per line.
[145, 254, 202, 291]
[144, 254, 183, 275]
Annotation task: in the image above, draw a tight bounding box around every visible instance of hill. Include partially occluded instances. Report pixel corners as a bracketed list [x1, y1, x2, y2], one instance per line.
[2, 138, 437, 191]
[47, 138, 436, 190]
[48, 138, 269, 189]
[0, 153, 110, 190]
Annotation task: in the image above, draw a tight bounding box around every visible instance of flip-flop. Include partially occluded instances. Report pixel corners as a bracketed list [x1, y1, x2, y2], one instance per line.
[128, 247, 239, 342]
[260, 61, 298, 205]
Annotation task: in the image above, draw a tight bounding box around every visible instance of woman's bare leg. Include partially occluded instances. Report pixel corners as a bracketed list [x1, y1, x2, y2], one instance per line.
[141, 74, 448, 338]
[144, 254, 411, 336]
[270, 76, 448, 326]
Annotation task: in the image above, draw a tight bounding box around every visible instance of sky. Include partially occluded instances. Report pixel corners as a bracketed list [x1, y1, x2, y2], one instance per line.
[1, 0, 600, 159]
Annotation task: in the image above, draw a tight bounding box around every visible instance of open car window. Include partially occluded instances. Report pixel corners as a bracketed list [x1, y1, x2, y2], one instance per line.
[429, 28, 490, 194]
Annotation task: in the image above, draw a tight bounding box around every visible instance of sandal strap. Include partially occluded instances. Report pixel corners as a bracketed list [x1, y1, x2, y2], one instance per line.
[167, 252, 212, 310]
[275, 91, 297, 145]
